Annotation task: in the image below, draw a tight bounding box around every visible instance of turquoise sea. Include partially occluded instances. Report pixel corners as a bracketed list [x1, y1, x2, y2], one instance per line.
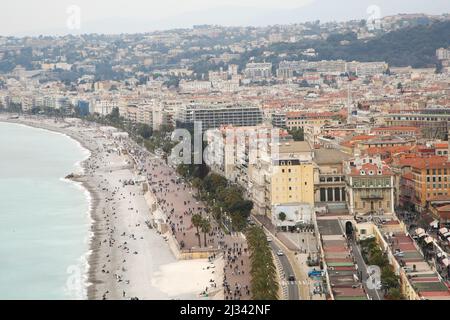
[0, 122, 91, 299]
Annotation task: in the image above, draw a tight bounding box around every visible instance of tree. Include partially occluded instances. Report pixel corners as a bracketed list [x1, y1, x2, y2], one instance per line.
[288, 128, 304, 141]
[136, 123, 152, 139]
[191, 214, 203, 247]
[192, 177, 204, 196]
[278, 212, 287, 222]
[386, 288, 403, 300]
[247, 227, 279, 300]
[200, 218, 211, 248]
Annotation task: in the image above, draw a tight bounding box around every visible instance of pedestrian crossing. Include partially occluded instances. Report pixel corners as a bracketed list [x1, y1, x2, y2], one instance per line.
[280, 280, 310, 286]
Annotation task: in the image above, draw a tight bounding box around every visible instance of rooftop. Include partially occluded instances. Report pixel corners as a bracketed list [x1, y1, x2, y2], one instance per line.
[314, 149, 350, 165]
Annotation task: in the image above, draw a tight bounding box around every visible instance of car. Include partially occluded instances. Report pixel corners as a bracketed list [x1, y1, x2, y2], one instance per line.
[308, 270, 323, 278]
[276, 250, 284, 256]
[266, 237, 272, 242]
[287, 275, 296, 282]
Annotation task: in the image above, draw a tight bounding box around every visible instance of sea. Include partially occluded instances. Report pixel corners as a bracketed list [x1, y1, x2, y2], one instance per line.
[0, 122, 91, 299]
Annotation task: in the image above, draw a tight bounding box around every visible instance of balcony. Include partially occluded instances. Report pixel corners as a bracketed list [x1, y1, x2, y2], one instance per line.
[360, 194, 384, 200]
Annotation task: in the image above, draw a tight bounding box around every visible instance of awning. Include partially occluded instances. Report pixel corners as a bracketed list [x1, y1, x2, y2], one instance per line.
[424, 236, 434, 244]
[430, 220, 439, 228]
[418, 233, 427, 238]
[415, 228, 425, 236]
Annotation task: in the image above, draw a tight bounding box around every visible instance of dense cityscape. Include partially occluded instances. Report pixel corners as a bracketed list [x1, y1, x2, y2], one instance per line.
[1, 9, 450, 303]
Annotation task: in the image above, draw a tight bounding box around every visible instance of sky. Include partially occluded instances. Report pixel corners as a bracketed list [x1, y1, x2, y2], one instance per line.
[1, 0, 449, 36]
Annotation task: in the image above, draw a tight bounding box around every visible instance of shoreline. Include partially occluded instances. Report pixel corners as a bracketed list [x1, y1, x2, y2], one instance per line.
[0, 117, 97, 299]
[0, 115, 221, 300]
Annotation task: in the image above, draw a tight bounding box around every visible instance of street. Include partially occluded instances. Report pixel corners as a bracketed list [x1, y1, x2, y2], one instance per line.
[269, 240, 300, 300]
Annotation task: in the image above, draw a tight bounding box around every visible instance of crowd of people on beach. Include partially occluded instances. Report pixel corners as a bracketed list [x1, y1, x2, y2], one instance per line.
[54, 121, 254, 300]
[127, 141, 253, 300]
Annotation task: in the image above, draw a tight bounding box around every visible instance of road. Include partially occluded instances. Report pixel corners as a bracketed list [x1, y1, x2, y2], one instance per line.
[336, 219, 383, 300]
[249, 217, 301, 300]
[348, 239, 384, 300]
[269, 239, 300, 300]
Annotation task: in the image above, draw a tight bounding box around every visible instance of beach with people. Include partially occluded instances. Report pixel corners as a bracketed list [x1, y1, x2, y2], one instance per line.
[0, 114, 234, 300]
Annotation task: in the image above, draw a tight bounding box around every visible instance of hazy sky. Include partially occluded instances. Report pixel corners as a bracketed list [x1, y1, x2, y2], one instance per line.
[1, 0, 449, 36]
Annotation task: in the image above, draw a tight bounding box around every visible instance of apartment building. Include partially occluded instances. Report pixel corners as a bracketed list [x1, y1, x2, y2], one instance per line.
[385, 109, 450, 139]
[344, 155, 395, 216]
[244, 62, 272, 80]
[410, 156, 450, 212]
[270, 141, 315, 206]
[176, 102, 263, 132]
[285, 111, 338, 130]
[90, 99, 118, 115]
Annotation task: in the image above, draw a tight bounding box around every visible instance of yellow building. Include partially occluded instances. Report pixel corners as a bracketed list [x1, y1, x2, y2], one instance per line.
[247, 140, 315, 220]
[269, 141, 315, 210]
[270, 159, 314, 205]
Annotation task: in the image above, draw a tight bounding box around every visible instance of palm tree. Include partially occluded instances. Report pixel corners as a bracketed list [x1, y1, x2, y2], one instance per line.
[200, 218, 211, 248]
[191, 214, 203, 247]
[192, 177, 203, 197]
[246, 226, 279, 300]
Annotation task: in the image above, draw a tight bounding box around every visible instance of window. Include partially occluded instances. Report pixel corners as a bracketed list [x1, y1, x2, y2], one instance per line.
[327, 188, 333, 201]
[320, 188, 326, 201]
[334, 188, 341, 201]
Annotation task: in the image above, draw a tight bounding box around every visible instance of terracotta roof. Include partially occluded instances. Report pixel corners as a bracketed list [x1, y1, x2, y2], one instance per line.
[349, 162, 392, 176]
[409, 156, 450, 170]
[372, 126, 419, 132]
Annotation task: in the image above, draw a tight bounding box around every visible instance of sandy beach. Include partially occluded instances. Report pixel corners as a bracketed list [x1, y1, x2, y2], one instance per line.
[0, 114, 222, 300]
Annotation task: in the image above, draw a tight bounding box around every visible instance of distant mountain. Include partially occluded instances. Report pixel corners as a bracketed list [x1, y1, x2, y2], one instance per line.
[21, 0, 450, 36]
[268, 21, 450, 68]
[320, 21, 450, 67]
